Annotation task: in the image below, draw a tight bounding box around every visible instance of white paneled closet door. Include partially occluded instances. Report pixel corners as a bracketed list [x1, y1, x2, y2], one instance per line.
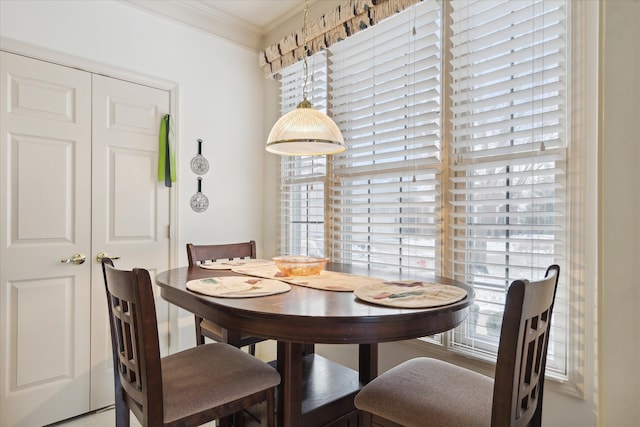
[90, 74, 171, 409]
[0, 51, 172, 426]
[0, 51, 93, 427]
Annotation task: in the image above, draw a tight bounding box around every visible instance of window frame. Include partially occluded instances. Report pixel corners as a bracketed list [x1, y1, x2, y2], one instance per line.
[274, 0, 590, 395]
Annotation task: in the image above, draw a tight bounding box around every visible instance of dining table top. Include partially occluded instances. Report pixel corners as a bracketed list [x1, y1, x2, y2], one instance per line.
[155, 262, 475, 345]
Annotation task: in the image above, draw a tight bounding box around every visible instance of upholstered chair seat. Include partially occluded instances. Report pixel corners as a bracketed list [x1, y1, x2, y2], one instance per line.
[355, 358, 493, 427]
[161, 343, 280, 425]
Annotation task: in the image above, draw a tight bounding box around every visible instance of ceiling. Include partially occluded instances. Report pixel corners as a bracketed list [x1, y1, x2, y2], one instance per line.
[196, 0, 305, 31]
[123, 0, 323, 52]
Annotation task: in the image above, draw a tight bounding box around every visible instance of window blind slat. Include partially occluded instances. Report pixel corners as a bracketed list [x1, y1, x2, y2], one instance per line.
[451, 109, 564, 140]
[450, 63, 565, 104]
[330, 40, 440, 80]
[338, 102, 440, 130]
[450, 79, 564, 114]
[342, 122, 440, 143]
[450, 148, 564, 169]
[450, 13, 566, 60]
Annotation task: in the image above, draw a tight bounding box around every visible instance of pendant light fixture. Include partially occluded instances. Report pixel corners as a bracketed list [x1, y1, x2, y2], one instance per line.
[266, 0, 345, 156]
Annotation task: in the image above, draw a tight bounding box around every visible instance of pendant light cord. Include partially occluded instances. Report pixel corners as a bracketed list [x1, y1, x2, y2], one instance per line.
[302, 0, 309, 101]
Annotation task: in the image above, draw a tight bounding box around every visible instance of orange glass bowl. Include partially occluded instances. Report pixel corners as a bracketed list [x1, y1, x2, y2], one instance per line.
[273, 256, 329, 276]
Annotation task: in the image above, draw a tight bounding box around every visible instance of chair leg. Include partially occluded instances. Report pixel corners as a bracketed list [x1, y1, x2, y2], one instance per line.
[194, 315, 205, 345]
[114, 399, 130, 427]
[218, 415, 233, 427]
[359, 411, 372, 427]
[234, 411, 246, 427]
[302, 343, 315, 356]
[265, 388, 275, 427]
[112, 376, 130, 427]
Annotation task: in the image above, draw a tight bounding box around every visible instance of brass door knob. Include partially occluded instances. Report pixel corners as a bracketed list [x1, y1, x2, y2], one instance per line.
[96, 252, 121, 263]
[60, 253, 86, 265]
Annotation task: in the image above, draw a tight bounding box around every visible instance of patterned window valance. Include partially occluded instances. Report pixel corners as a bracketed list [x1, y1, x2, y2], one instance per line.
[259, 0, 421, 77]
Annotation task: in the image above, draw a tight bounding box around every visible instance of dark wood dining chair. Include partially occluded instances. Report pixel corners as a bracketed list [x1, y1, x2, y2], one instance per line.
[101, 258, 279, 427]
[186, 241, 266, 355]
[354, 264, 560, 427]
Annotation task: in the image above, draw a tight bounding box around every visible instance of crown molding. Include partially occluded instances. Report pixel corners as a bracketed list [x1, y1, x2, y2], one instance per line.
[119, 1, 336, 52]
[120, 0, 263, 51]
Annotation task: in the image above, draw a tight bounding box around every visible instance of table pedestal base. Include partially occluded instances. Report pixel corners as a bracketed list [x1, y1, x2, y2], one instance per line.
[269, 353, 363, 427]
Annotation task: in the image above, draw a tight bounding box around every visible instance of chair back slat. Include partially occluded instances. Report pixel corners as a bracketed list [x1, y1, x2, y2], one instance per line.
[492, 264, 560, 427]
[112, 298, 141, 388]
[186, 241, 256, 265]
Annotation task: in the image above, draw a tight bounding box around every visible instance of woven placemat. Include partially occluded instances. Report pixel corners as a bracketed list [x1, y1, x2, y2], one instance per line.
[186, 276, 290, 298]
[199, 259, 273, 270]
[354, 281, 467, 308]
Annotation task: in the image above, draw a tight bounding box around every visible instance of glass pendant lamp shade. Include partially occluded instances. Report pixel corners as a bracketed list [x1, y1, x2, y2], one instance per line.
[266, 98, 345, 156]
[265, 0, 345, 156]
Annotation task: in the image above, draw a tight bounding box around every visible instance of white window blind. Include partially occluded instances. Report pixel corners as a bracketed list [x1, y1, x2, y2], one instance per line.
[277, 52, 328, 257]
[329, 0, 442, 273]
[275, 0, 570, 379]
[447, 0, 567, 376]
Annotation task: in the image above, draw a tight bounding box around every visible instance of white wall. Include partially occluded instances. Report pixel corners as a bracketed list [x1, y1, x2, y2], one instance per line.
[599, 0, 640, 426]
[0, 0, 269, 265]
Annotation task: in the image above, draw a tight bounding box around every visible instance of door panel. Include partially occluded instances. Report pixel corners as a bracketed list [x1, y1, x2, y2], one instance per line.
[0, 51, 92, 427]
[14, 277, 74, 385]
[15, 134, 77, 240]
[112, 148, 157, 237]
[90, 75, 171, 409]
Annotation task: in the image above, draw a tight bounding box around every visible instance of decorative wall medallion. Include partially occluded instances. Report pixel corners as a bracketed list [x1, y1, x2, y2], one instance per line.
[190, 177, 209, 212]
[190, 138, 209, 175]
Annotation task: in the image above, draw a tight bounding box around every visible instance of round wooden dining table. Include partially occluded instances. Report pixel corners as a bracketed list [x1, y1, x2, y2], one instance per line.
[155, 263, 474, 427]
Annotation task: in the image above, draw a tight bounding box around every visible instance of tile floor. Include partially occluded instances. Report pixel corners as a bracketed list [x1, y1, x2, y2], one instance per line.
[49, 406, 140, 427]
[50, 406, 217, 427]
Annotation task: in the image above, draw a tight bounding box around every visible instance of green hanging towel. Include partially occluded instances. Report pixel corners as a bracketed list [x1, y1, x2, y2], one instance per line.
[158, 114, 176, 186]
